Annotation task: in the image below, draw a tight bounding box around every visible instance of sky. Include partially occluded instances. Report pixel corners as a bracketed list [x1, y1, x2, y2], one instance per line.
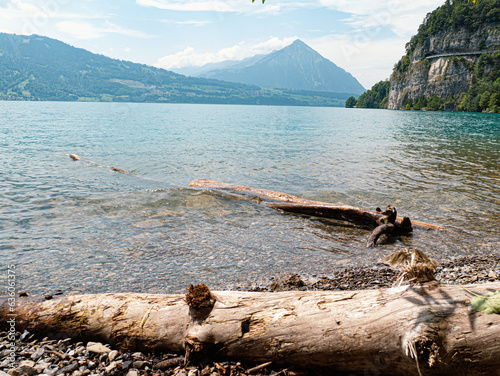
[0, 0, 446, 88]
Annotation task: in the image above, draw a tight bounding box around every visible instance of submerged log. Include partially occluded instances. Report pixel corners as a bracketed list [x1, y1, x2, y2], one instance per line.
[189, 178, 324, 205]
[67, 154, 442, 246]
[67, 156, 443, 234]
[2, 282, 500, 375]
[189, 179, 444, 246]
[189, 179, 443, 230]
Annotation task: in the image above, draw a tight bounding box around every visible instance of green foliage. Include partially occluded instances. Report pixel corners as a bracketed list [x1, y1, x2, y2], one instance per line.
[443, 94, 458, 110]
[345, 96, 356, 108]
[462, 286, 500, 315]
[471, 292, 500, 314]
[427, 95, 444, 111]
[355, 80, 389, 109]
[412, 97, 428, 110]
[394, 56, 411, 74]
[457, 52, 500, 112]
[416, 0, 499, 46]
[403, 95, 445, 111]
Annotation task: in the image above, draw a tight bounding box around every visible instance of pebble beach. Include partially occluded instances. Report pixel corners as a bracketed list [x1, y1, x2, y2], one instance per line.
[2, 253, 499, 376]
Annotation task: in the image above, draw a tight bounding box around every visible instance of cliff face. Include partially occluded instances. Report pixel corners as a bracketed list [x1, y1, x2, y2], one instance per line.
[387, 24, 500, 110]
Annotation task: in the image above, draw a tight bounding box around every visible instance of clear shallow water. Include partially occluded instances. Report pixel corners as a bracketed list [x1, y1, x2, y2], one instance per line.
[0, 102, 499, 294]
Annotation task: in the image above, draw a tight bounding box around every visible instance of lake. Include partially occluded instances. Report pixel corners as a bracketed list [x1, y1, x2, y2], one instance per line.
[1, 101, 499, 294]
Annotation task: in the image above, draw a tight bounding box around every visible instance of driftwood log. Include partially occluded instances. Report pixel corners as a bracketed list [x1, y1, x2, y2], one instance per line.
[2, 282, 500, 375]
[189, 179, 444, 246]
[66, 155, 442, 246]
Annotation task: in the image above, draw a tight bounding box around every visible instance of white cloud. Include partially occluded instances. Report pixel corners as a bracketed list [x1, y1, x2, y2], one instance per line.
[161, 19, 211, 27]
[10, 0, 39, 13]
[102, 21, 152, 38]
[57, 21, 102, 39]
[56, 20, 151, 40]
[136, 0, 283, 14]
[0, 0, 111, 36]
[174, 20, 211, 27]
[155, 36, 298, 69]
[137, 0, 241, 12]
[309, 34, 406, 88]
[0, 0, 100, 21]
[305, 0, 446, 88]
[318, 0, 444, 37]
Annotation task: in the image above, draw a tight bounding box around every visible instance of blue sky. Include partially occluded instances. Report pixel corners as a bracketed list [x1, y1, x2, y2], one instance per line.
[0, 0, 446, 88]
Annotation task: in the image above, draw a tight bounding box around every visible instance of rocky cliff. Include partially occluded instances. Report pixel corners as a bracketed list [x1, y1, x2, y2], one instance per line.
[387, 0, 500, 110]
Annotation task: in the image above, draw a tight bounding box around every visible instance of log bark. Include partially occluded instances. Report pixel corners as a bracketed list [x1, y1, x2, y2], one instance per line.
[2, 282, 500, 375]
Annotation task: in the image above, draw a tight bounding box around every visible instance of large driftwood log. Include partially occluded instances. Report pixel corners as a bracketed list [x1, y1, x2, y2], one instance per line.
[189, 179, 444, 230]
[2, 282, 500, 375]
[67, 156, 443, 235]
[189, 179, 443, 246]
[66, 155, 441, 246]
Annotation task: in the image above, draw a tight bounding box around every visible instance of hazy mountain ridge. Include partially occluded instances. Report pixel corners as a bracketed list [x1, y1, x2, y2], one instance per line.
[0, 33, 349, 106]
[173, 54, 266, 77]
[196, 40, 365, 95]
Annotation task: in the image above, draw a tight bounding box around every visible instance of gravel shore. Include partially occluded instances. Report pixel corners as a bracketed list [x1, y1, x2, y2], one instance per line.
[262, 253, 500, 292]
[1, 334, 290, 376]
[2, 253, 499, 376]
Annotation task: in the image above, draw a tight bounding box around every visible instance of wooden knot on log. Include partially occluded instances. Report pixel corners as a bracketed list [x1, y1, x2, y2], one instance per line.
[185, 284, 216, 321]
[367, 205, 413, 247]
[184, 334, 223, 366]
[404, 324, 443, 374]
[184, 284, 222, 365]
[377, 205, 397, 224]
[184, 336, 205, 365]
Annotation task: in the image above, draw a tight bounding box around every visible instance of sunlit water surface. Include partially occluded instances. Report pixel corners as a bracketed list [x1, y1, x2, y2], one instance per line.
[0, 102, 498, 294]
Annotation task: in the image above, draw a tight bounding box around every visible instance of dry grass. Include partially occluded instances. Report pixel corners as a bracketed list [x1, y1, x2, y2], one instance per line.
[383, 248, 439, 286]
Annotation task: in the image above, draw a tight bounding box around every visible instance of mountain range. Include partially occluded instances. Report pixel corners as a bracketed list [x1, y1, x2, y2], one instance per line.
[0, 33, 362, 106]
[176, 40, 365, 95]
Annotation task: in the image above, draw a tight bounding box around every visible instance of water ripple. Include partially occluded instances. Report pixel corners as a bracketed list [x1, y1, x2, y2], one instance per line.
[0, 102, 498, 294]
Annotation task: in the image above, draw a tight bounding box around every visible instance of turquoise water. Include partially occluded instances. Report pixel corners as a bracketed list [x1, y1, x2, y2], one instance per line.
[1, 101, 499, 294]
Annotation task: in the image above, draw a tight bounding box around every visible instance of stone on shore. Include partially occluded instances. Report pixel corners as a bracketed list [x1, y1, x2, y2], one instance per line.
[86, 341, 111, 354]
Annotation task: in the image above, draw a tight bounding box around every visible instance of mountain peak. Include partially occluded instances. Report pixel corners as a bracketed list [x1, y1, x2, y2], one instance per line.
[290, 39, 307, 46]
[199, 40, 365, 95]
[280, 39, 316, 54]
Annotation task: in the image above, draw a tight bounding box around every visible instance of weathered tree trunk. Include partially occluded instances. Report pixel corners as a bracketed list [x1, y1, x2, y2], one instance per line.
[189, 179, 326, 205]
[189, 179, 443, 246]
[66, 155, 442, 245]
[2, 282, 499, 375]
[66, 156, 443, 235]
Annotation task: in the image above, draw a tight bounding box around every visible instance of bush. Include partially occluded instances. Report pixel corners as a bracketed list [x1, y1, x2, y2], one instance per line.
[355, 81, 390, 109]
[345, 96, 357, 108]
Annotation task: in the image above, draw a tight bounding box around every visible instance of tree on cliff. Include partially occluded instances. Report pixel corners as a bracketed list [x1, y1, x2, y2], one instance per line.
[389, 0, 500, 112]
[345, 96, 357, 108]
[458, 52, 500, 112]
[406, 0, 500, 57]
[354, 81, 389, 109]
